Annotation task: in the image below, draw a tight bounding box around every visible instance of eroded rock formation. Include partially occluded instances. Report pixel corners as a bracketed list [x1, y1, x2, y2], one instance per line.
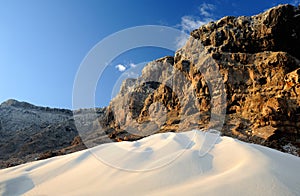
[104, 4, 300, 156]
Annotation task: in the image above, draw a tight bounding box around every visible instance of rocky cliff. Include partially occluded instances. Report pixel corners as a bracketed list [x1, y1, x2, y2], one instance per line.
[0, 99, 108, 168]
[104, 4, 300, 156]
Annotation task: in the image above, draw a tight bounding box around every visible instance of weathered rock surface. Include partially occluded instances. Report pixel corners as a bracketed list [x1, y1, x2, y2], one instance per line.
[0, 99, 108, 169]
[104, 4, 300, 156]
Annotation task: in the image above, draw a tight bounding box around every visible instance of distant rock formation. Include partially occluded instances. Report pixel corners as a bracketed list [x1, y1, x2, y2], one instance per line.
[0, 99, 108, 168]
[104, 4, 300, 156]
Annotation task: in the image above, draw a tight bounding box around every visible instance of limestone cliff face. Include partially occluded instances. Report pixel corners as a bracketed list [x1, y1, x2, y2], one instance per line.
[105, 4, 300, 156]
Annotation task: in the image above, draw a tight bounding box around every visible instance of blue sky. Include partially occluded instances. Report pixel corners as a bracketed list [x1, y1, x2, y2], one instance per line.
[0, 0, 299, 109]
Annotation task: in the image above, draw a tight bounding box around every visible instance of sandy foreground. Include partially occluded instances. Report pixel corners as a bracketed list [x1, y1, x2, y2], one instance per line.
[0, 130, 300, 196]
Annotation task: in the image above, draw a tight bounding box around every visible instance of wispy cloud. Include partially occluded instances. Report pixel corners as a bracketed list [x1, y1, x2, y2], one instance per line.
[180, 3, 215, 33]
[199, 3, 216, 17]
[115, 64, 126, 72]
[180, 16, 211, 33]
[176, 3, 216, 48]
[175, 34, 190, 49]
[129, 63, 136, 68]
[290, 0, 300, 6]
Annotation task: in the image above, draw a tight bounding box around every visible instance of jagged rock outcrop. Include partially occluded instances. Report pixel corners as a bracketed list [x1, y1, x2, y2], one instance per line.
[104, 4, 300, 156]
[191, 4, 300, 59]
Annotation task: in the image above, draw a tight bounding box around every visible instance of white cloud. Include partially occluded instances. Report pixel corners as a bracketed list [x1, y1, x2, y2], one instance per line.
[176, 3, 216, 48]
[129, 63, 136, 68]
[180, 16, 213, 33]
[115, 63, 137, 72]
[199, 3, 216, 17]
[115, 64, 126, 72]
[291, 0, 300, 6]
[180, 3, 215, 33]
[175, 34, 190, 48]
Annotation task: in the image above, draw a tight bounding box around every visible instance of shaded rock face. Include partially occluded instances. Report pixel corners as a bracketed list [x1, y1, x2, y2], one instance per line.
[0, 100, 108, 169]
[0, 99, 77, 168]
[104, 4, 300, 156]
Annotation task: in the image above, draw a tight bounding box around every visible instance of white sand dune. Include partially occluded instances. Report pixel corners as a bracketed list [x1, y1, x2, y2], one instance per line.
[0, 130, 300, 196]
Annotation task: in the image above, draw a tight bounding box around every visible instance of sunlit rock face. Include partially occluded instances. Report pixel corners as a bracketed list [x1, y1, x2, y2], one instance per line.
[105, 4, 300, 156]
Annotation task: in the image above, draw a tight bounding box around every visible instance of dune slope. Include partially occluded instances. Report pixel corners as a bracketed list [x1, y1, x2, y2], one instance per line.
[0, 130, 299, 196]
